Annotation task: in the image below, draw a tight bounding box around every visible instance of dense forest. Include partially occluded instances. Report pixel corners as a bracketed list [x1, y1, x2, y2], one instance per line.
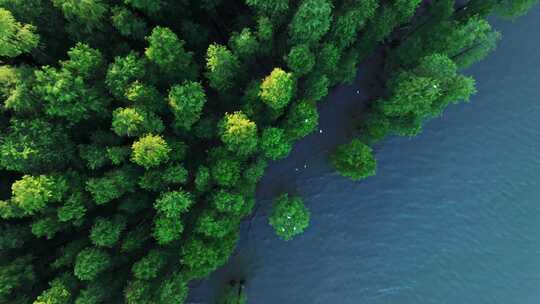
[0, 0, 537, 303]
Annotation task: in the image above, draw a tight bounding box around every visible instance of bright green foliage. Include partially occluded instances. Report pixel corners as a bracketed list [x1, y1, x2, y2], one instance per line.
[111, 6, 148, 39]
[106, 52, 146, 98]
[269, 193, 310, 241]
[261, 127, 292, 160]
[153, 214, 183, 244]
[205, 44, 240, 91]
[331, 139, 377, 180]
[34, 276, 72, 304]
[168, 81, 207, 130]
[229, 28, 259, 59]
[283, 100, 319, 140]
[0, 8, 39, 57]
[10, 175, 66, 215]
[211, 158, 241, 187]
[0, 65, 39, 113]
[219, 111, 258, 156]
[289, 0, 333, 44]
[90, 216, 126, 247]
[131, 134, 170, 168]
[74, 247, 111, 281]
[112, 107, 164, 137]
[145, 26, 194, 77]
[34, 43, 108, 123]
[154, 190, 193, 218]
[286, 44, 315, 76]
[260, 68, 295, 111]
[132, 249, 167, 280]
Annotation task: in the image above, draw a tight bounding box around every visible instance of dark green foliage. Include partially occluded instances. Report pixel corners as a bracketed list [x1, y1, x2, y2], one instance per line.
[286, 44, 315, 76]
[289, 0, 333, 44]
[168, 81, 207, 130]
[229, 28, 259, 59]
[111, 5, 148, 39]
[0, 0, 534, 302]
[331, 139, 377, 180]
[269, 193, 310, 241]
[74, 247, 111, 281]
[283, 100, 319, 140]
[90, 216, 127, 247]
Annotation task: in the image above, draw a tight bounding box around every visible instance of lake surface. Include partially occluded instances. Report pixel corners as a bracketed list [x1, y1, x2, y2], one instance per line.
[189, 7, 540, 304]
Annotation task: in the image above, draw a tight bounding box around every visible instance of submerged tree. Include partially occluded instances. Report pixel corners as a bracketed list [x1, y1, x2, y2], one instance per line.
[269, 193, 310, 241]
[331, 139, 377, 181]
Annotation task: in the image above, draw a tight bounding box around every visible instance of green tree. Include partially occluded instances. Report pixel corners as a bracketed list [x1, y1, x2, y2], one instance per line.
[285, 44, 315, 76]
[90, 216, 126, 247]
[229, 28, 259, 59]
[260, 127, 292, 160]
[105, 52, 146, 98]
[0, 8, 39, 57]
[219, 111, 258, 157]
[132, 249, 167, 280]
[331, 139, 377, 180]
[145, 26, 195, 79]
[205, 44, 240, 91]
[260, 68, 295, 111]
[131, 134, 170, 169]
[246, 0, 289, 15]
[112, 107, 164, 137]
[289, 0, 333, 44]
[269, 193, 310, 241]
[10, 175, 67, 215]
[111, 5, 148, 39]
[74, 247, 111, 281]
[168, 81, 207, 130]
[154, 190, 193, 218]
[283, 100, 319, 140]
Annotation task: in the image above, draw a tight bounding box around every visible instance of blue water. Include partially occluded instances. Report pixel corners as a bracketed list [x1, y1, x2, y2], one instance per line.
[189, 7, 540, 304]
